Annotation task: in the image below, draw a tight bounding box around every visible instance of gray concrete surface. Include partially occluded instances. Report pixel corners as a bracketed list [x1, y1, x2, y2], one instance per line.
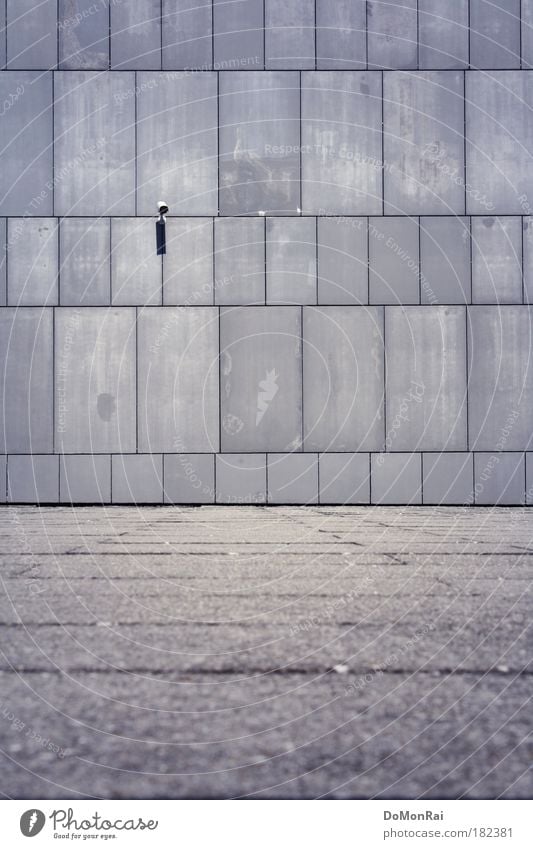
[0, 505, 531, 799]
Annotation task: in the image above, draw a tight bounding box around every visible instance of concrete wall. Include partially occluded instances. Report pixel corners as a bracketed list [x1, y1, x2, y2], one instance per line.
[1, 1, 532, 504]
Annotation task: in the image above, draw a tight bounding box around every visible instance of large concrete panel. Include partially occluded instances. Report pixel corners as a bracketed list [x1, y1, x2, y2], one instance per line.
[369, 217, 419, 304]
[213, 0, 264, 70]
[138, 308, 219, 452]
[6, 0, 57, 69]
[303, 306, 384, 451]
[55, 308, 137, 453]
[386, 307, 467, 451]
[316, 0, 366, 70]
[0, 308, 53, 453]
[468, 307, 533, 451]
[0, 220, 5, 305]
[523, 217, 533, 304]
[367, 0, 417, 70]
[112, 454, 163, 503]
[220, 306, 301, 452]
[317, 218, 368, 304]
[54, 72, 136, 216]
[111, 218, 161, 305]
[219, 72, 300, 215]
[162, 0, 212, 70]
[0, 72, 53, 216]
[422, 452, 474, 505]
[384, 71, 465, 215]
[474, 453, 525, 505]
[470, 0, 521, 70]
[418, 0, 469, 69]
[371, 453, 422, 504]
[59, 218, 111, 306]
[60, 454, 111, 503]
[215, 454, 266, 504]
[7, 218, 58, 306]
[419, 217, 471, 304]
[266, 218, 316, 304]
[268, 453, 318, 504]
[0, 456, 5, 502]
[8, 455, 59, 503]
[163, 219, 213, 305]
[466, 72, 533, 214]
[59, 0, 109, 69]
[164, 454, 215, 503]
[302, 71, 382, 215]
[319, 453, 370, 504]
[265, 0, 315, 70]
[111, 0, 161, 70]
[472, 217, 522, 304]
[523, 0, 533, 69]
[137, 72, 217, 216]
[214, 218, 265, 305]
[0, 3, 5, 69]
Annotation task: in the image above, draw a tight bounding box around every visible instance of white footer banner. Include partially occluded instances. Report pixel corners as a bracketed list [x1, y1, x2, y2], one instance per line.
[1, 800, 531, 848]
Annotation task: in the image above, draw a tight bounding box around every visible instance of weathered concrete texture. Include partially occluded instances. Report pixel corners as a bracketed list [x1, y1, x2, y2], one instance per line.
[162, 0, 212, 70]
[54, 308, 137, 453]
[137, 307, 219, 453]
[220, 306, 302, 452]
[369, 217, 419, 304]
[164, 219, 213, 306]
[6, 0, 57, 69]
[470, 0, 521, 69]
[219, 71, 300, 215]
[419, 217, 471, 304]
[472, 217, 522, 304]
[367, 0, 418, 70]
[7, 218, 58, 306]
[317, 218, 368, 305]
[214, 218, 265, 305]
[59, 218, 111, 306]
[213, 0, 263, 69]
[316, 0, 366, 70]
[267, 218, 316, 304]
[54, 72, 136, 216]
[111, 218, 162, 306]
[418, 0, 469, 69]
[466, 72, 533, 215]
[0, 505, 530, 799]
[59, 0, 109, 70]
[384, 71, 465, 215]
[302, 71, 382, 215]
[111, 0, 161, 70]
[137, 72, 218, 216]
[0, 71, 53, 216]
[0, 219, 6, 305]
[265, 0, 315, 70]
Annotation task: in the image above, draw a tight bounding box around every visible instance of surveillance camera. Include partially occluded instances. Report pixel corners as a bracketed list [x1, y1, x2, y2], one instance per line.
[157, 201, 169, 216]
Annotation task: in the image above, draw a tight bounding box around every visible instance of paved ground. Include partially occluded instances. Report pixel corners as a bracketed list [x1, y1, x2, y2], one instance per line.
[0, 505, 531, 799]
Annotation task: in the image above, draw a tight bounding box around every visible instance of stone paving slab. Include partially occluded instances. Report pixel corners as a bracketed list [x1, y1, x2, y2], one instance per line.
[0, 506, 531, 799]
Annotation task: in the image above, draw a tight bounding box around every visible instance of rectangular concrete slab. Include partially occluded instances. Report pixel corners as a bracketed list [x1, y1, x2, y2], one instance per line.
[219, 72, 300, 215]
[0, 71, 53, 216]
[163, 219, 213, 305]
[0, 220, 5, 305]
[468, 306, 533, 451]
[137, 72, 217, 216]
[524, 217, 533, 304]
[215, 454, 266, 504]
[466, 72, 533, 214]
[54, 71, 135, 216]
[0, 3, 5, 69]
[470, 0, 520, 69]
[369, 217, 419, 304]
[60, 455, 111, 503]
[301, 71, 382, 215]
[268, 453, 318, 504]
[526, 453, 533, 504]
[472, 217, 523, 304]
[6, 0, 57, 69]
[316, 0, 366, 70]
[111, 218, 162, 306]
[7, 218, 58, 306]
[303, 306, 384, 451]
[213, 0, 264, 70]
[386, 306, 467, 451]
[55, 308, 137, 453]
[164, 454, 215, 503]
[523, 0, 533, 69]
[59, 0, 109, 69]
[111, 0, 161, 70]
[162, 0, 212, 70]
[59, 218, 111, 306]
[214, 218, 265, 305]
[319, 453, 370, 504]
[317, 218, 368, 304]
[111, 454, 163, 503]
[423, 452, 474, 505]
[367, 0, 417, 70]
[265, 0, 315, 70]
[0, 456, 5, 502]
[418, 0, 469, 69]
[384, 71, 465, 215]
[267, 218, 316, 304]
[7, 455, 59, 503]
[0, 308, 53, 453]
[138, 308, 219, 452]
[420, 217, 471, 304]
[371, 453, 422, 504]
[474, 453, 525, 505]
[220, 306, 302, 452]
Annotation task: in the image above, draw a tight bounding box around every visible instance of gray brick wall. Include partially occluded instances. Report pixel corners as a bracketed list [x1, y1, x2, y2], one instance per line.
[0, 1, 532, 504]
